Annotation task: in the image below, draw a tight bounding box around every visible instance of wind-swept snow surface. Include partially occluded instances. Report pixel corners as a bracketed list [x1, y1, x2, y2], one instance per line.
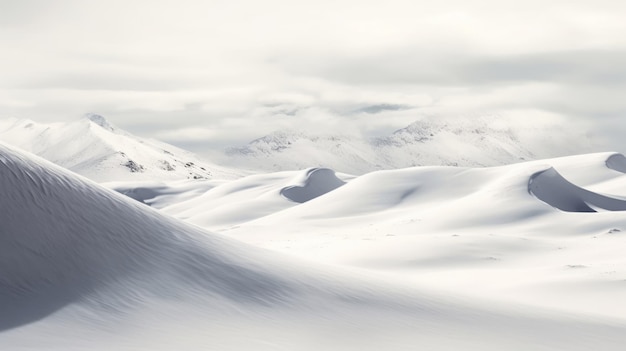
[606, 153, 626, 173]
[3, 145, 626, 350]
[280, 168, 346, 203]
[529, 167, 626, 212]
[144, 152, 626, 322]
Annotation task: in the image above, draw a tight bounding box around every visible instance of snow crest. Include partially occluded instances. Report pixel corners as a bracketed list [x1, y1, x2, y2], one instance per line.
[529, 166, 626, 212]
[0, 143, 293, 332]
[280, 168, 346, 203]
[0, 116, 242, 181]
[606, 153, 626, 174]
[84, 113, 115, 132]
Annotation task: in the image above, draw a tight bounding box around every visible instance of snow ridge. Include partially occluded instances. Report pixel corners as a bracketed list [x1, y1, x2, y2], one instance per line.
[280, 168, 346, 203]
[84, 113, 116, 132]
[0, 116, 242, 181]
[0, 142, 293, 331]
[529, 166, 626, 212]
[606, 153, 626, 174]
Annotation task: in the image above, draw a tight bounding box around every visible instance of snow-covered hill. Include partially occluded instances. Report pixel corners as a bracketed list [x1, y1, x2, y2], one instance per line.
[118, 151, 626, 321]
[0, 114, 242, 182]
[224, 117, 593, 174]
[6, 142, 626, 349]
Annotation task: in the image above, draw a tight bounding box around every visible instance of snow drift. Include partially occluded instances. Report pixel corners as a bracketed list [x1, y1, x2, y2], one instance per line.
[3, 144, 626, 350]
[280, 168, 346, 203]
[0, 143, 297, 333]
[606, 153, 626, 174]
[529, 167, 626, 212]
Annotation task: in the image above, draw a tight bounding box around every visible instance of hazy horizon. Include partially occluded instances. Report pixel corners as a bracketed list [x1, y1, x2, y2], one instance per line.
[1, 0, 625, 153]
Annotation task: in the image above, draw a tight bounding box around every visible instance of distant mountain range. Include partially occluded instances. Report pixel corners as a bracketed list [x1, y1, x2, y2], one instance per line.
[0, 114, 242, 182]
[223, 117, 593, 174]
[0, 114, 594, 181]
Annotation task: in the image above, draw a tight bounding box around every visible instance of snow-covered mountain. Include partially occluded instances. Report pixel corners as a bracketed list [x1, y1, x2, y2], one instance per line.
[225, 130, 378, 174]
[0, 114, 242, 182]
[224, 117, 593, 174]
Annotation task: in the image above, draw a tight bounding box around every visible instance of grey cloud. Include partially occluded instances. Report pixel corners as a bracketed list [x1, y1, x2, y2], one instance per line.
[14, 74, 183, 92]
[0, 0, 58, 27]
[533, 85, 626, 120]
[7, 65, 246, 92]
[352, 104, 413, 114]
[462, 50, 626, 86]
[279, 49, 626, 87]
[279, 53, 456, 86]
[2, 0, 626, 155]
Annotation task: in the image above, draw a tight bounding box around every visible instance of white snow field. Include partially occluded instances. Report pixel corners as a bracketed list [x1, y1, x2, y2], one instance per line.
[0, 115, 243, 182]
[116, 151, 626, 323]
[3, 145, 626, 350]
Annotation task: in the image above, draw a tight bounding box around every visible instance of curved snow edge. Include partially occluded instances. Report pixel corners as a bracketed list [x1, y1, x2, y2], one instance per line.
[280, 168, 346, 203]
[528, 167, 626, 212]
[606, 153, 626, 174]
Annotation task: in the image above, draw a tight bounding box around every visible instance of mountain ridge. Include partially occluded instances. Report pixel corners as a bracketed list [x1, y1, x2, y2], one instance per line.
[223, 116, 592, 174]
[0, 114, 243, 182]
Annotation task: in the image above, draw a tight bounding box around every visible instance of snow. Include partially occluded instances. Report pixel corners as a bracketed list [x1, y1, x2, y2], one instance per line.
[606, 153, 626, 173]
[280, 168, 346, 203]
[529, 167, 626, 212]
[134, 151, 626, 321]
[0, 115, 243, 182]
[223, 116, 593, 174]
[3, 132, 626, 349]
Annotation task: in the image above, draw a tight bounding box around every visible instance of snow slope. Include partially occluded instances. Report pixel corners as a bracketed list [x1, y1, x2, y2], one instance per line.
[215, 153, 626, 318]
[116, 151, 626, 321]
[0, 114, 242, 182]
[280, 168, 346, 203]
[224, 117, 592, 174]
[3, 144, 626, 350]
[529, 167, 626, 212]
[132, 168, 352, 229]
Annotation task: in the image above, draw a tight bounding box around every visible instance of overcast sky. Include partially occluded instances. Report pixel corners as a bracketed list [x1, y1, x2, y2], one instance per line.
[1, 0, 625, 152]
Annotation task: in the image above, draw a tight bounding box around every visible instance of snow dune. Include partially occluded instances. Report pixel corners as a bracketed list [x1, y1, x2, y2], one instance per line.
[280, 168, 346, 203]
[121, 152, 626, 233]
[4, 144, 626, 349]
[0, 143, 299, 332]
[106, 179, 221, 208]
[190, 153, 626, 320]
[218, 153, 626, 227]
[606, 153, 626, 173]
[529, 167, 626, 212]
[120, 167, 351, 229]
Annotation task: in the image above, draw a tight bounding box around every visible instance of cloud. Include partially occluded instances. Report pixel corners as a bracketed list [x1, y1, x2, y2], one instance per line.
[353, 104, 413, 114]
[277, 49, 626, 88]
[1, 0, 626, 154]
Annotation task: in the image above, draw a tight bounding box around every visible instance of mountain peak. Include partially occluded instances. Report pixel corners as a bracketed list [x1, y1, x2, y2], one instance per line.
[83, 113, 115, 131]
[0, 116, 242, 181]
